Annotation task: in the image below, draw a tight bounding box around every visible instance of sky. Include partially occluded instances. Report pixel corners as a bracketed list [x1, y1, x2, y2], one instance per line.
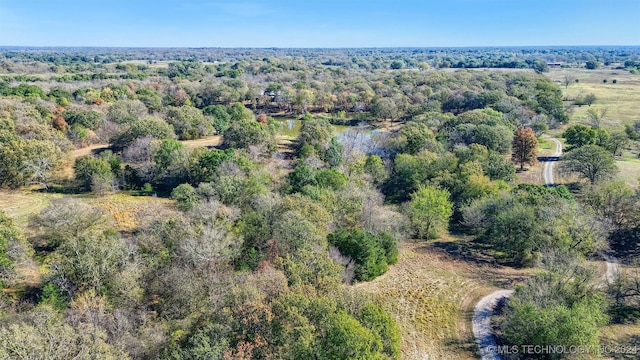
[0, 0, 638, 47]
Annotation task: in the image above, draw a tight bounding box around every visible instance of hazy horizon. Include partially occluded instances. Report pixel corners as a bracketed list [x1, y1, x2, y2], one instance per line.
[1, 0, 638, 48]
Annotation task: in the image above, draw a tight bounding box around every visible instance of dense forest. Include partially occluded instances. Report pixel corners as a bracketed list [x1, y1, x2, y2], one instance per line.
[1, 47, 640, 359]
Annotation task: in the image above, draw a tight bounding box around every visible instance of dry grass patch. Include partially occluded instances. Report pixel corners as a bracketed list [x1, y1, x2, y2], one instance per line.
[356, 240, 529, 359]
[84, 193, 174, 232]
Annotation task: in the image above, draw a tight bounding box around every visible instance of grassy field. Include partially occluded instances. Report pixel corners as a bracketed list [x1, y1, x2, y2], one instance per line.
[615, 152, 640, 189]
[547, 68, 640, 127]
[0, 190, 62, 228]
[0, 190, 174, 232]
[357, 239, 530, 359]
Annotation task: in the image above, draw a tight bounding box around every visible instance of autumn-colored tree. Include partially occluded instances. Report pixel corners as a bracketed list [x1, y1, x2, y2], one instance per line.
[256, 113, 268, 125]
[53, 116, 68, 131]
[512, 126, 538, 170]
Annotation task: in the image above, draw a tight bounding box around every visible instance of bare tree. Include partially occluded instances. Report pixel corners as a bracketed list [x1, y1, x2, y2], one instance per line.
[563, 74, 577, 88]
[586, 107, 607, 128]
[24, 157, 55, 190]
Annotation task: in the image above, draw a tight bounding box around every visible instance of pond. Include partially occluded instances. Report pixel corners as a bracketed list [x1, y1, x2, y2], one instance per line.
[272, 118, 351, 137]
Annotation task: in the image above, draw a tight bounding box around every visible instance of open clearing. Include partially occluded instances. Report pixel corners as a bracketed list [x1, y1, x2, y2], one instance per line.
[0, 190, 174, 233]
[0, 190, 62, 228]
[356, 240, 529, 359]
[547, 68, 640, 127]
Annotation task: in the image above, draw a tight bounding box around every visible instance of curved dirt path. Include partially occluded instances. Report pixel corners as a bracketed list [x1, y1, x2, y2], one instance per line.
[471, 135, 563, 359]
[70, 136, 223, 159]
[542, 135, 562, 185]
[471, 135, 620, 359]
[472, 289, 514, 360]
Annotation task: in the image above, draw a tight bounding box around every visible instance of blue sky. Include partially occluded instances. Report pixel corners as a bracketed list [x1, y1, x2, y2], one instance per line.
[0, 0, 638, 47]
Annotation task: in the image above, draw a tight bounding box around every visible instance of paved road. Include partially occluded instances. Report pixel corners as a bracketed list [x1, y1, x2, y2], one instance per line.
[472, 136, 563, 360]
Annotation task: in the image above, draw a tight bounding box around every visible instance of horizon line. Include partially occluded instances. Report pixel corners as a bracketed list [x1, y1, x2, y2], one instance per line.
[1, 45, 640, 50]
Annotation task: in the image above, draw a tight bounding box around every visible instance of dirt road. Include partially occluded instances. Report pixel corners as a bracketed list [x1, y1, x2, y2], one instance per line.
[471, 135, 563, 359]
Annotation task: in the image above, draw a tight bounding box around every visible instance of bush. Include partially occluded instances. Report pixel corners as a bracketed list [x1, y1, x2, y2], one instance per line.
[171, 183, 200, 211]
[73, 155, 112, 192]
[62, 110, 105, 131]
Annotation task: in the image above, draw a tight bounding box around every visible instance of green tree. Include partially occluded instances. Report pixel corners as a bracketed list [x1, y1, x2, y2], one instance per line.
[328, 229, 397, 282]
[287, 164, 317, 193]
[405, 185, 453, 240]
[364, 155, 389, 185]
[202, 104, 232, 133]
[166, 105, 213, 140]
[0, 211, 19, 284]
[585, 60, 599, 69]
[501, 254, 607, 356]
[321, 310, 384, 359]
[370, 98, 399, 121]
[171, 183, 200, 211]
[73, 155, 112, 192]
[512, 126, 539, 170]
[0, 132, 29, 188]
[586, 107, 607, 128]
[62, 110, 105, 130]
[222, 120, 276, 153]
[604, 130, 629, 156]
[563, 124, 596, 148]
[298, 117, 334, 153]
[106, 100, 147, 124]
[532, 59, 549, 73]
[561, 145, 618, 184]
[110, 117, 176, 150]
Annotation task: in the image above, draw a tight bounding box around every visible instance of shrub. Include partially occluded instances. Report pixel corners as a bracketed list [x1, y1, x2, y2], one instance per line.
[328, 229, 398, 282]
[171, 183, 200, 211]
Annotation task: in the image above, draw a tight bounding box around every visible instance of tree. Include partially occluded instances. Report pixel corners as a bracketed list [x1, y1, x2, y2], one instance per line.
[295, 89, 315, 114]
[511, 126, 539, 170]
[110, 117, 176, 150]
[390, 60, 404, 70]
[563, 124, 596, 148]
[501, 253, 607, 354]
[604, 130, 629, 156]
[405, 185, 453, 240]
[203, 104, 232, 133]
[532, 59, 549, 73]
[370, 98, 399, 121]
[563, 74, 577, 88]
[586, 107, 607, 128]
[471, 124, 513, 154]
[561, 145, 618, 184]
[582, 181, 638, 229]
[166, 106, 213, 140]
[62, 110, 105, 131]
[222, 120, 276, 153]
[30, 198, 113, 248]
[298, 117, 334, 152]
[0, 211, 19, 284]
[171, 183, 200, 211]
[327, 229, 397, 282]
[0, 306, 128, 359]
[73, 155, 113, 192]
[322, 311, 383, 359]
[584, 93, 597, 106]
[585, 60, 599, 69]
[106, 100, 147, 124]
